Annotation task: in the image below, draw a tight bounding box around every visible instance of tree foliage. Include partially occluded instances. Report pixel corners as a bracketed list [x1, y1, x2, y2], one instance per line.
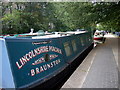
[1, 2, 120, 34]
[91, 2, 120, 31]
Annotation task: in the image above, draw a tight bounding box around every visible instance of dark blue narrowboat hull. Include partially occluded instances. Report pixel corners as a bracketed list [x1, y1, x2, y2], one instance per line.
[0, 32, 93, 89]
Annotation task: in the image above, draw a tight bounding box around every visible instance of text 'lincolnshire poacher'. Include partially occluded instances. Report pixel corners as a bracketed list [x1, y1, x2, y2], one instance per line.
[16, 46, 62, 69]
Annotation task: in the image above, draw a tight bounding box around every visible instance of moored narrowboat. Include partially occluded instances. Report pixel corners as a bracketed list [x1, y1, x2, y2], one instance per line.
[94, 30, 104, 40]
[0, 30, 93, 89]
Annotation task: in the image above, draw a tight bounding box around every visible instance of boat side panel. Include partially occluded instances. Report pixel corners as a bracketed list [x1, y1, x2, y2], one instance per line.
[60, 32, 93, 63]
[5, 38, 67, 88]
[0, 39, 15, 88]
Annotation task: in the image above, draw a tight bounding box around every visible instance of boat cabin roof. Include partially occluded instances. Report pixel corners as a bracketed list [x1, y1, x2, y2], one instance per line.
[32, 31, 87, 39]
[0, 31, 87, 39]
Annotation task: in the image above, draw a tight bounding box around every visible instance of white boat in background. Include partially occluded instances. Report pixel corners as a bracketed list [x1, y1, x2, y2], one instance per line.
[94, 30, 106, 46]
[94, 30, 104, 40]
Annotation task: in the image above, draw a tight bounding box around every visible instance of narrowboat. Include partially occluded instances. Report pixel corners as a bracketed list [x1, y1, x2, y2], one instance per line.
[94, 30, 104, 40]
[0, 30, 93, 89]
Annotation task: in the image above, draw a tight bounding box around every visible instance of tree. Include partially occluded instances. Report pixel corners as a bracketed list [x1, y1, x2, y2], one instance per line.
[91, 2, 120, 31]
[1, 2, 120, 34]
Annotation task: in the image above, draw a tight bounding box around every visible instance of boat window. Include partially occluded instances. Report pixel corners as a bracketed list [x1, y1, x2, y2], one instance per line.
[72, 40, 77, 52]
[44, 54, 50, 62]
[80, 37, 84, 46]
[64, 42, 71, 56]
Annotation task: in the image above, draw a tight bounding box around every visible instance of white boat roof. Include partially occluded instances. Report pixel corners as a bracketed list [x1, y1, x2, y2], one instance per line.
[32, 31, 87, 39]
